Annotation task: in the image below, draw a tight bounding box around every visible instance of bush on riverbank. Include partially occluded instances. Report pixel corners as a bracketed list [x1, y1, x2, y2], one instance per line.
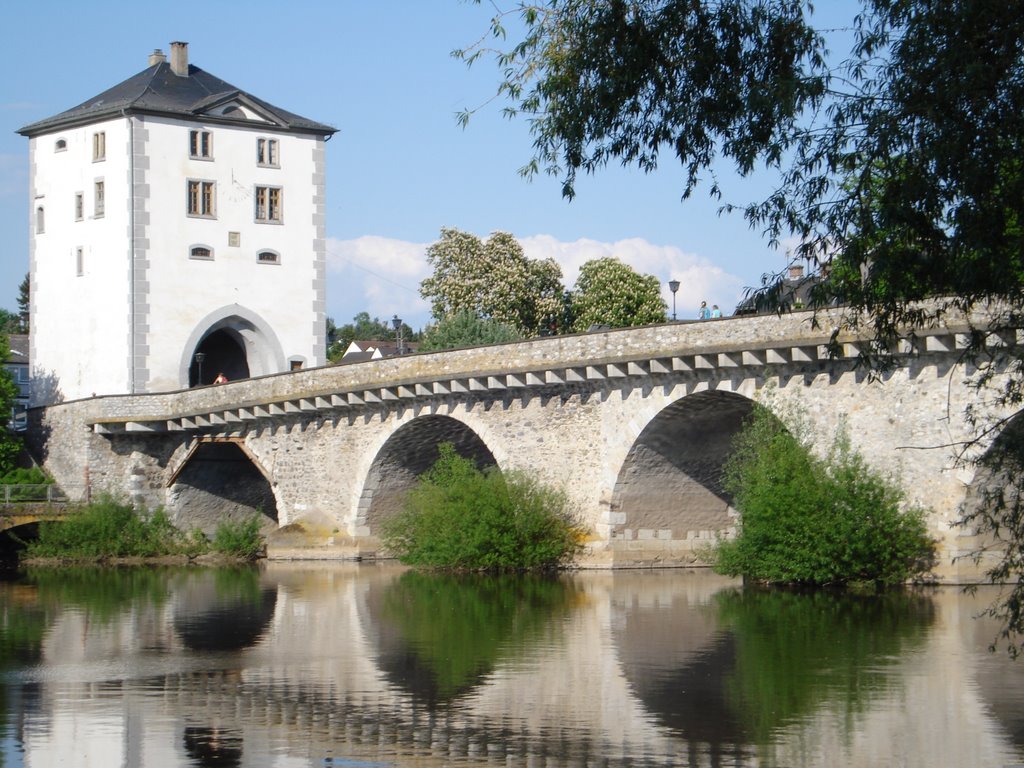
[25, 495, 264, 562]
[381, 443, 583, 570]
[714, 405, 935, 586]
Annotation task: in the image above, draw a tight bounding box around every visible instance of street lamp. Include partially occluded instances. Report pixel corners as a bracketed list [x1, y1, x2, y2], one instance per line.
[668, 280, 680, 321]
[391, 314, 404, 356]
[193, 352, 206, 386]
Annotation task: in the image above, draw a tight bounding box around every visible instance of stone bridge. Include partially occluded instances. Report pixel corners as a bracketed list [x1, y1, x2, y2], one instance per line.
[28, 308, 1019, 581]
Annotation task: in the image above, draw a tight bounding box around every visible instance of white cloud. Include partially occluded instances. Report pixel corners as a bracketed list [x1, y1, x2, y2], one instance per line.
[325, 233, 749, 329]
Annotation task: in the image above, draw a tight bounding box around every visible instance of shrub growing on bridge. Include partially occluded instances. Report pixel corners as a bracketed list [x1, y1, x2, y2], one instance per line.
[381, 443, 583, 570]
[714, 406, 935, 587]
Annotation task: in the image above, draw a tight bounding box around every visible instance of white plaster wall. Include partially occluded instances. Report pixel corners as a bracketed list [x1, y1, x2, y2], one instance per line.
[139, 115, 324, 391]
[30, 117, 132, 404]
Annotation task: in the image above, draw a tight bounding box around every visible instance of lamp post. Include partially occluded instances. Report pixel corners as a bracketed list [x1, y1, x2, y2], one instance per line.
[391, 314, 404, 355]
[668, 280, 680, 321]
[193, 352, 206, 386]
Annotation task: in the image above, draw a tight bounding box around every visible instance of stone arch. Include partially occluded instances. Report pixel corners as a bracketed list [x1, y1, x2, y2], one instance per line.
[179, 304, 286, 387]
[610, 390, 756, 546]
[357, 415, 498, 537]
[167, 439, 278, 537]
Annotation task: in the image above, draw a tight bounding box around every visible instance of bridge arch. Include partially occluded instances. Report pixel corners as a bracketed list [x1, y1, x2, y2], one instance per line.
[166, 439, 278, 537]
[179, 304, 286, 387]
[356, 414, 499, 538]
[610, 390, 758, 547]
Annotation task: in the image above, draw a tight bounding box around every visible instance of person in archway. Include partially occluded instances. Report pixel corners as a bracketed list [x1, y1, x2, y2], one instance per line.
[214, 372, 228, 384]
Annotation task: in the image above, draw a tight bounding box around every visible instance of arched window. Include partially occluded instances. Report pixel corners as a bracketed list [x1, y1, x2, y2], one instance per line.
[257, 250, 280, 265]
[189, 245, 214, 260]
[54, 138, 67, 152]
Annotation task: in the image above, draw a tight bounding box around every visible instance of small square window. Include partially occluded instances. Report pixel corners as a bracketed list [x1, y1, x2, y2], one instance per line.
[228, 232, 240, 247]
[257, 138, 279, 167]
[187, 180, 216, 217]
[93, 132, 105, 162]
[189, 130, 213, 159]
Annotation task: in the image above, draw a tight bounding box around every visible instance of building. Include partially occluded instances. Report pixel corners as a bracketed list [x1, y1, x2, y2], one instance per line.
[4, 335, 29, 431]
[18, 42, 336, 405]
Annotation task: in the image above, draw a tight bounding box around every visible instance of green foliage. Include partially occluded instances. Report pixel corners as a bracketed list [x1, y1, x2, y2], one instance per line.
[419, 228, 565, 336]
[570, 257, 666, 331]
[381, 443, 583, 570]
[327, 311, 416, 361]
[0, 467, 51, 486]
[16, 274, 29, 334]
[714, 405, 935, 586]
[27, 496, 190, 559]
[211, 516, 265, 560]
[419, 310, 521, 351]
[378, 571, 575, 702]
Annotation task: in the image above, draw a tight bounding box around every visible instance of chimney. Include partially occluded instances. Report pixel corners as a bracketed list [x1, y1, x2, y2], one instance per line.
[148, 49, 166, 67]
[788, 264, 805, 281]
[170, 41, 189, 77]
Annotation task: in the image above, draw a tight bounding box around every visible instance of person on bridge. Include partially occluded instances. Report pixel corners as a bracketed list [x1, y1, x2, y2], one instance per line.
[711, 305, 722, 318]
[698, 301, 711, 320]
[213, 372, 228, 384]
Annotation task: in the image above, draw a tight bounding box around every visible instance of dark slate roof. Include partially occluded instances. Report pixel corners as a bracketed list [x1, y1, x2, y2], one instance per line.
[6, 334, 28, 364]
[18, 61, 336, 137]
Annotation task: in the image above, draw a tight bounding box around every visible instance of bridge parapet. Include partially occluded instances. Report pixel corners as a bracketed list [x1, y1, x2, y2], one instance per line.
[77, 306, 993, 436]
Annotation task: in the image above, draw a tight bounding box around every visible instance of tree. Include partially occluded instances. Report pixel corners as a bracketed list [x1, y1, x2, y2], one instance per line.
[0, 331, 22, 473]
[16, 274, 29, 334]
[419, 310, 521, 352]
[569, 257, 666, 331]
[419, 228, 565, 336]
[716, 404, 934, 586]
[459, 1, 1024, 651]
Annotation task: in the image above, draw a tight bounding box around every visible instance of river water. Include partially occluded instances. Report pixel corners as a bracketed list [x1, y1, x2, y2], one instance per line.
[0, 564, 1022, 768]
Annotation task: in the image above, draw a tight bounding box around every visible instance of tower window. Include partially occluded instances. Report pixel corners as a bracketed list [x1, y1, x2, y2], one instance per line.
[189, 245, 214, 260]
[189, 130, 213, 159]
[257, 250, 280, 265]
[74, 192, 83, 221]
[94, 180, 105, 217]
[254, 186, 281, 223]
[187, 180, 216, 218]
[55, 138, 67, 152]
[257, 138, 279, 167]
[76, 247, 84, 276]
[36, 206, 44, 234]
[92, 132, 105, 162]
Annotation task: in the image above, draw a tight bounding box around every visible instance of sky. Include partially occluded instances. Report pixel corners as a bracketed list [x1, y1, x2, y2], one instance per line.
[0, 1, 857, 332]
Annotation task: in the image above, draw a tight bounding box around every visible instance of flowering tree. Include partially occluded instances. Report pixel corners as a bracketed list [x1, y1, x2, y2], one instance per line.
[570, 258, 666, 332]
[419, 228, 565, 336]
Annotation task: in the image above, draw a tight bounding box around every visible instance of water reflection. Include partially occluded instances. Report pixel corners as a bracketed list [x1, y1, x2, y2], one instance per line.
[0, 566, 1018, 768]
[367, 571, 576, 706]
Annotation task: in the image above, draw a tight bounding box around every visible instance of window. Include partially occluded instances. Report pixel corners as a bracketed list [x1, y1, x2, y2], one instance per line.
[55, 138, 67, 152]
[187, 180, 215, 217]
[189, 129, 212, 159]
[36, 206, 44, 234]
[254, 186, 281, 222]
[94, 181, 105, 217]
[189, 245, 214, 260]
[257, 250, 280, 265]
[289, 360, 303, 371]
[76, 247, 84, 276]
[75, 192, 83, 221]
[257, 138, 279, 166]
[92, 131, 105, 162]
[228, 231, 241, 247]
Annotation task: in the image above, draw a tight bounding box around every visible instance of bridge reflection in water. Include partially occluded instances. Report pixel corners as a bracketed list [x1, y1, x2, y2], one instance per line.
[3, 566, 1023, 767]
